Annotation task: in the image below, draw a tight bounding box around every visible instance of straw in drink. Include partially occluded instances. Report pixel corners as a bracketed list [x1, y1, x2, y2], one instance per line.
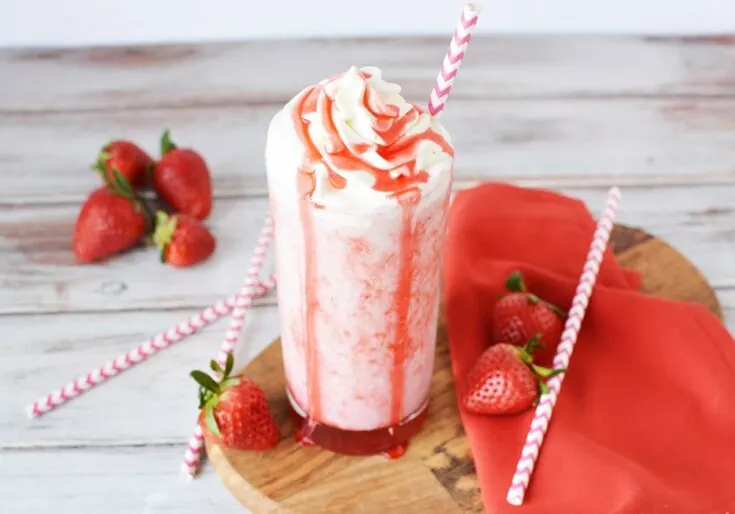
[262, 4, 480, 456]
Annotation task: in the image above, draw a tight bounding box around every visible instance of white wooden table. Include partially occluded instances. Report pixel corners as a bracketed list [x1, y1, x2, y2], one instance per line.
[1, 35, 734, 513]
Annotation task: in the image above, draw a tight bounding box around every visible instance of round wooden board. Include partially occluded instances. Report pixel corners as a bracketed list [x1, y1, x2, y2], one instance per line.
[207, 226, 722, 514]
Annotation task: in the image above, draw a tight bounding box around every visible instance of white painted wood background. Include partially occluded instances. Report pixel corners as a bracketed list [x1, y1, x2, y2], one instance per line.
[2, 0, 735, 48]
[1, 35, 734, 513]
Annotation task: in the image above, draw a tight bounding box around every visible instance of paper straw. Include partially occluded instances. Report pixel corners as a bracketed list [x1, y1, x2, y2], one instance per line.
[506, 187, 622, 506]
[427, 3, 481, 116]
[181, 216, 274, 478]
[25, 275, 277, 419]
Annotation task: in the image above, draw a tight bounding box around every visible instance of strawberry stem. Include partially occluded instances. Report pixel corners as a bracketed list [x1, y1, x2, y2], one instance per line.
[545, 301, 567, 318]
[160, 129, 177, 156]
[532, 364, 566, 378]
[506, 271, 566, 318]
[505, 271, 527, 293]
[538, 381, 550, 395]
[523, 333, 545, 356]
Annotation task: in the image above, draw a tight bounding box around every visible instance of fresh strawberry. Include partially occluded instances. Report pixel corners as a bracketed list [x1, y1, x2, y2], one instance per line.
[93, 140, 153, 187]
[73, 171, 152, 263]
[191, 354, 280, 451]
[492, 271, 566, 365]
[152, 130, 212, 220]
[461, 336, 564, 415]
[153, 211, 215, 268]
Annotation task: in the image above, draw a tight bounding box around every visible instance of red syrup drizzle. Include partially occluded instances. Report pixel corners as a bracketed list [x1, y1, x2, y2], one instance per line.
[288, 70, 453, 457]
[390, 190, 420, 425]
[384, 441, 409, 460]
[289, 394, 429, 456]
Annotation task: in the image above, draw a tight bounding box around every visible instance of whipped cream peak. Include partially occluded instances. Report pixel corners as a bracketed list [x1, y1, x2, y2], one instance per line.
[265, 66, 454, 210]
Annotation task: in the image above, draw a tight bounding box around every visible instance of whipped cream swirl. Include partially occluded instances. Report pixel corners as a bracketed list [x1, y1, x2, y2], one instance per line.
[266, 66, 453, 210]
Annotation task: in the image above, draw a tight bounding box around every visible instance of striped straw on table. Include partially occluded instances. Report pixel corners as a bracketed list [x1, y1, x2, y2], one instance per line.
[427, 3, 481, 117]
[25, 275, 277, 418]
[506, 187, 622, 506]
[181, 216, 274, 478]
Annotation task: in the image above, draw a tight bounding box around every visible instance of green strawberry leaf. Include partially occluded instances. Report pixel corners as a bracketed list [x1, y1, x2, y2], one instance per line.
[538, 381, 550, 395]
[505, 271, 527, 293]
[91, 151, 109, 175]
[160, 129, 177, 156]
[210, 360, 223, 375]
[114, 169, 133, 195]
[106, 169, 136, 202]
[224, 352, 234, 378]
[204, 403, 221, 437]
[190, 370, 220, 393]
[525, 333, 544, 354]
[197, 387, 212, 409]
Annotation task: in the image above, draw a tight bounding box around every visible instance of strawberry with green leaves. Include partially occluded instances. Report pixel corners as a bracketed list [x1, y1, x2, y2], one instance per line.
[73, 171, 152, 263]
[492, 271, 566, 364]
[93, 140, 153, 188]
[153, 211, 216, 268]
[461, 335, 564, 415]
[152, 130, 212, 220]
[191, 354, 281, 451]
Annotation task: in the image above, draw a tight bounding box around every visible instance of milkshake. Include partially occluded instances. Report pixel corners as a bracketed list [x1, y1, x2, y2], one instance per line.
[266, 66, 454, 455]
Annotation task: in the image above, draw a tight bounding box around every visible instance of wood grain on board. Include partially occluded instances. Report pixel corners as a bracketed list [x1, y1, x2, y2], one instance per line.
[207, 226, 722, 514]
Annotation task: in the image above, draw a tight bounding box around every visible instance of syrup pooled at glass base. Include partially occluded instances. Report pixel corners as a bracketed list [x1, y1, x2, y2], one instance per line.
[265, 66, 454, 456]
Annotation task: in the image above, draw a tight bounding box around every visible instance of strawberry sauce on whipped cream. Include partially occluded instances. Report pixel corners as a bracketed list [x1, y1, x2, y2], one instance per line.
[279, 66, 453, 208]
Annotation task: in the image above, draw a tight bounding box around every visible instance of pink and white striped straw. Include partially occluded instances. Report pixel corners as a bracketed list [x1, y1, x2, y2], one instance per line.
[25, 275, 277, 418]
[181, 216, 274, 478]
[506, 187, 622, 506]
[427, 3, 481, 116]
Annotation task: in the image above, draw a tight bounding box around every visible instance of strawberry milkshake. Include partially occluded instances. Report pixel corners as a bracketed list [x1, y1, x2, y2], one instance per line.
[266, 66, 453, 455]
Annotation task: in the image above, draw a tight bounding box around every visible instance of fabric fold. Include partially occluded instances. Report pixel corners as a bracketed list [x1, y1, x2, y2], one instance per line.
[444, 183, 735, 513]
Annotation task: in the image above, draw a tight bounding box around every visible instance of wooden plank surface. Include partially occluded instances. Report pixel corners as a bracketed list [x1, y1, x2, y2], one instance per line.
[1, 186, 733, 315]
[1, 35, 734, 514]
[0, 446, 249, 514]
[2, 99, 735, 205]
[2, 36, 735, 114]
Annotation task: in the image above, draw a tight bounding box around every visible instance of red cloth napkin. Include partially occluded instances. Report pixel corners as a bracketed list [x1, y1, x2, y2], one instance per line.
[444, 183, 735, 514]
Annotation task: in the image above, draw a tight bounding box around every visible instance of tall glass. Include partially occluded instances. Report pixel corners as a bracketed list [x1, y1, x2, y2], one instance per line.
[265, 66, 453, 455]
